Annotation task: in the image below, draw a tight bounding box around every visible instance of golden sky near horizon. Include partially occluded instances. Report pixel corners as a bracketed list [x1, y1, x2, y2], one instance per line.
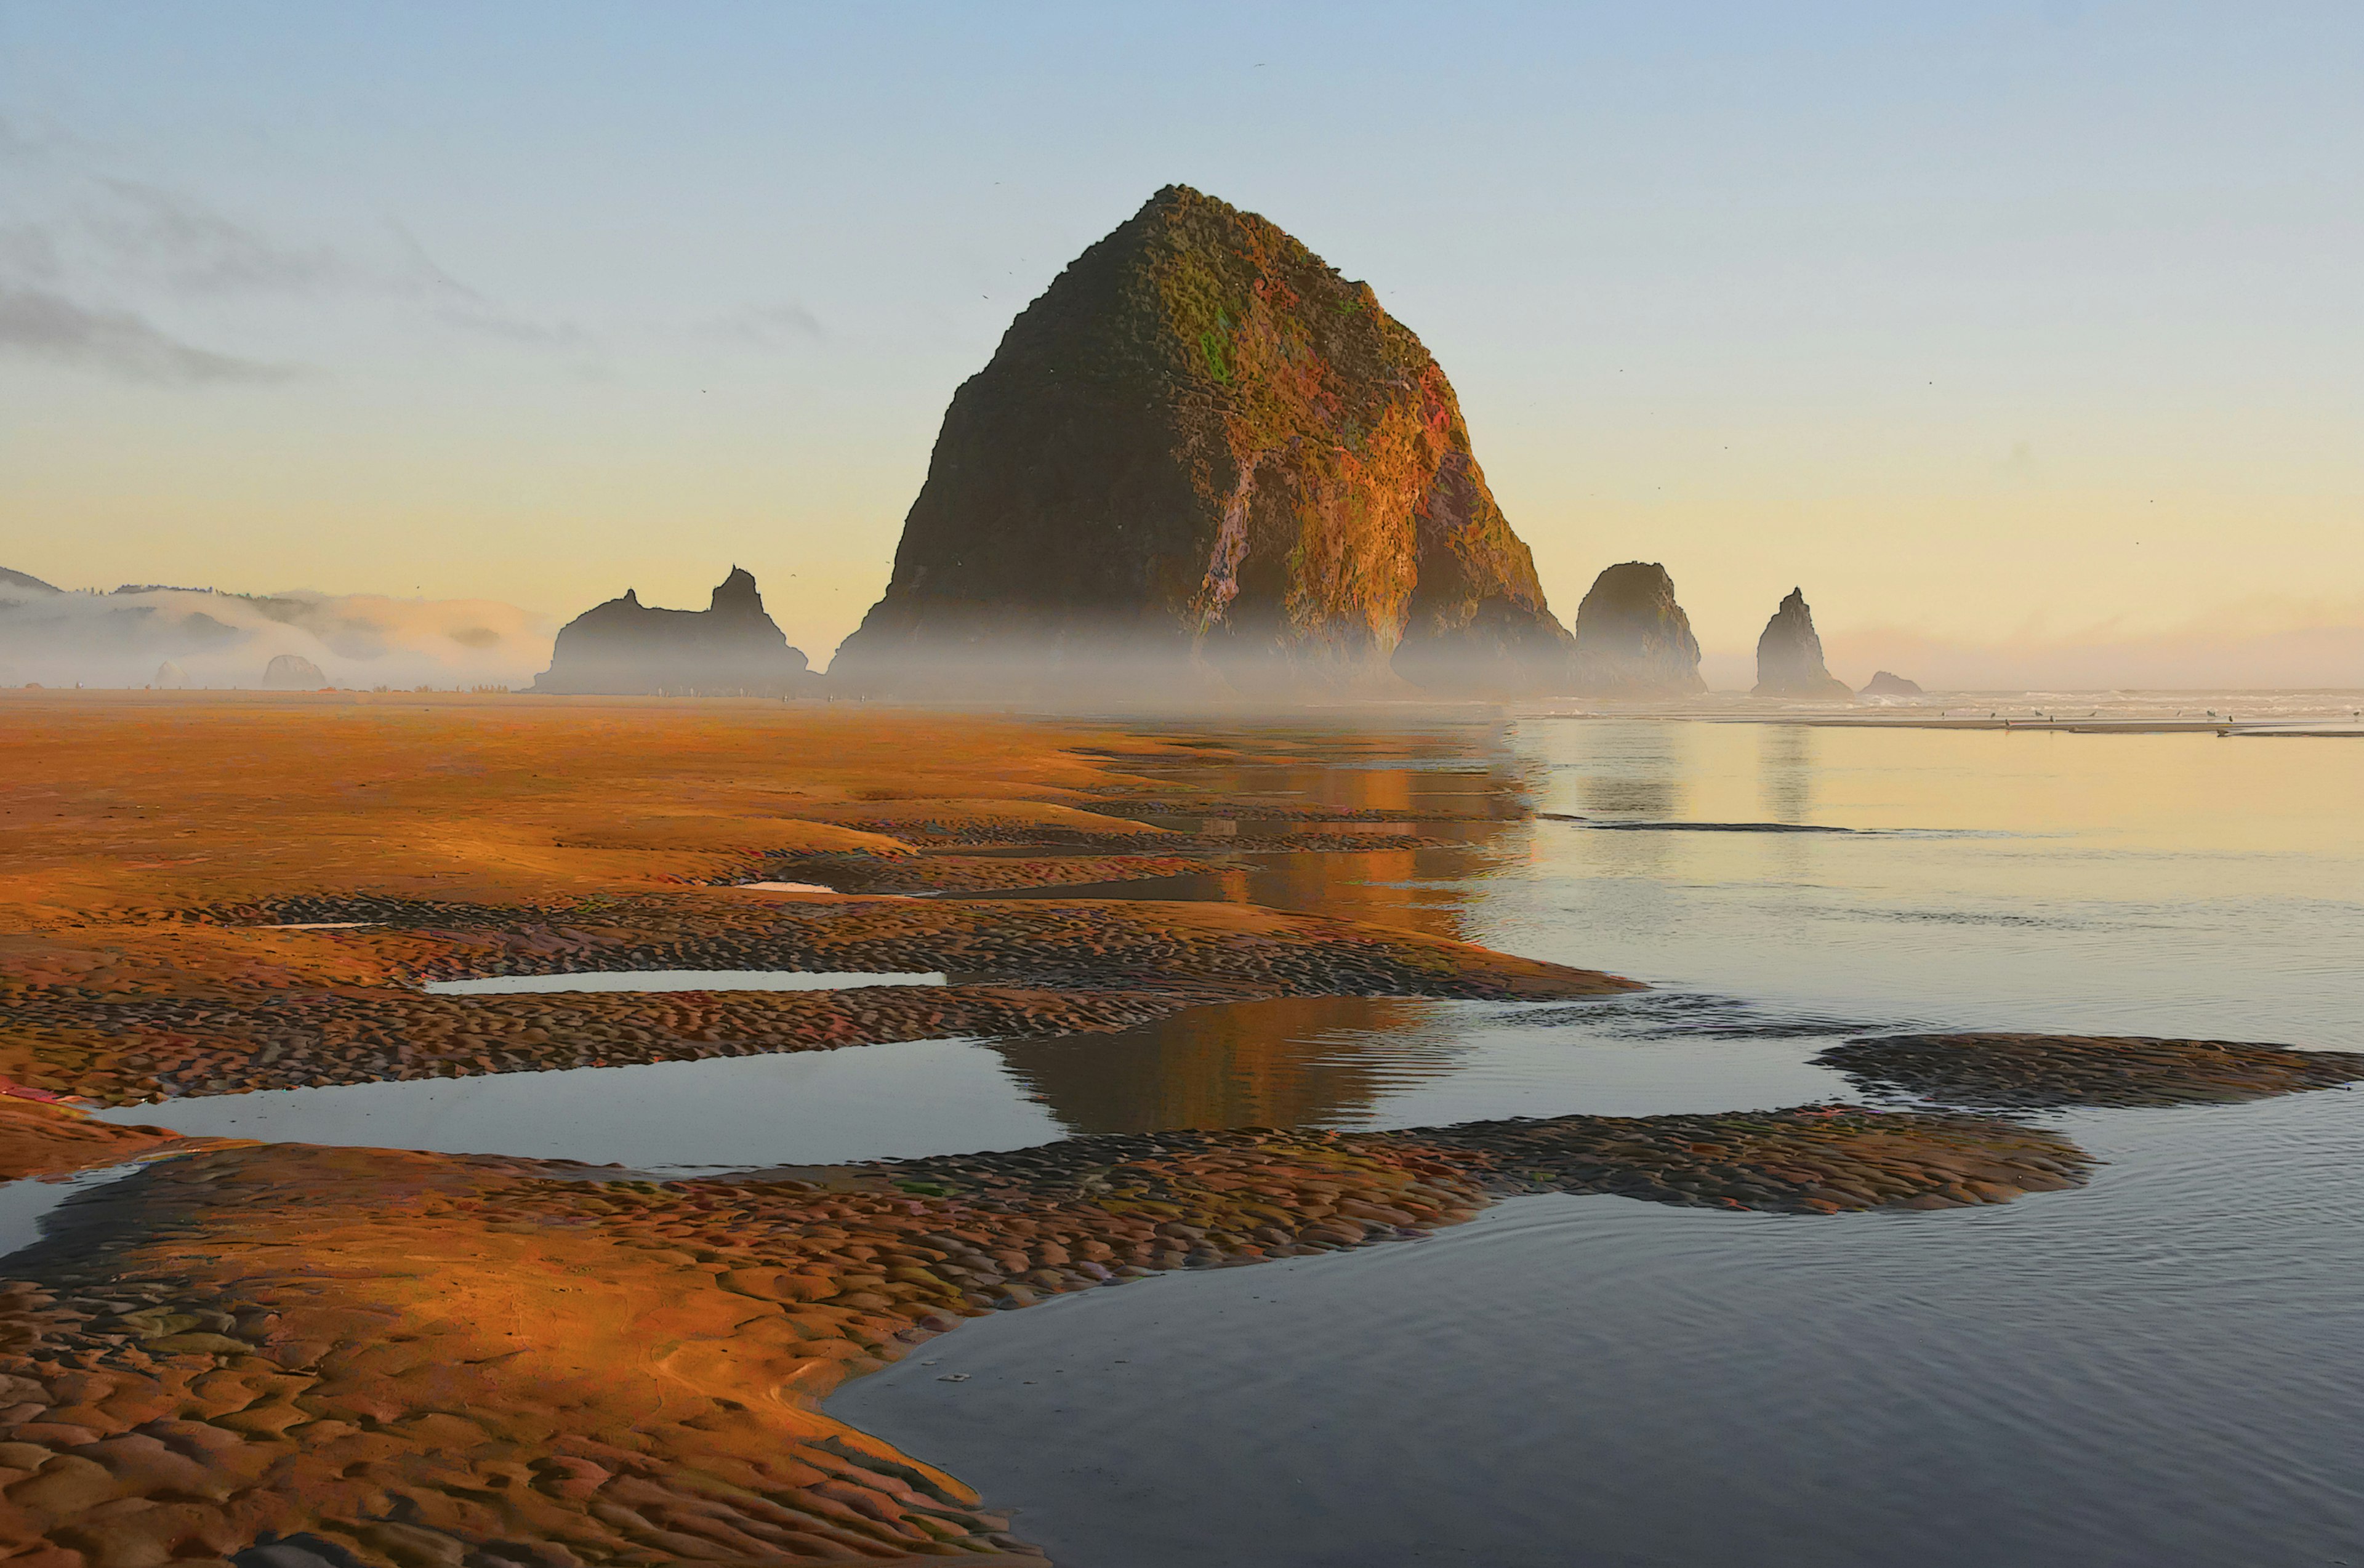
[4, 6, 2359, 684]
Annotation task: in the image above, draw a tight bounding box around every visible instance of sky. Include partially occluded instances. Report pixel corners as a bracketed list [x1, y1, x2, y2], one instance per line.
[2, 2, 2360, 685]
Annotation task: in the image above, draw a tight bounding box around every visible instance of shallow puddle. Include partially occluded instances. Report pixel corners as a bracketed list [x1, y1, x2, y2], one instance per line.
[0, 1162, 148, 1261]
[95, 1037, 1059, 1169]
[422, 968, 946, 996]
[93, 992, 1867, 1167]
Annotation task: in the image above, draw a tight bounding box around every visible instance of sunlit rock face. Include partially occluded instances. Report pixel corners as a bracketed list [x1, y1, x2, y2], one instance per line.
[830, 185, 1574, 699]
[263, 653, 327, 690]
[1753, 588, 1853, 699]
[1569, 562, 1707, 697]
[530, 568, 812, 696]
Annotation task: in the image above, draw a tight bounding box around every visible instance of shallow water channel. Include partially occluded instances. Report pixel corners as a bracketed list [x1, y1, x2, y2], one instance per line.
[87, 717, 2364, 1563]
[845, 718, 2364, 1567]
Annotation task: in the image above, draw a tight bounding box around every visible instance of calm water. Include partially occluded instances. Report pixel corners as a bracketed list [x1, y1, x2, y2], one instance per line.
[84, 715, 2364, 1564]
[831, 717, 2364, 1567]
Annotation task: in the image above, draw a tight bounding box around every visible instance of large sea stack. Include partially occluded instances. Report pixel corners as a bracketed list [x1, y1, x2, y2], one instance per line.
[262, 653, 327, 690]
[1569, 562, 1706, 696]
[1753, 589, 1852, 699]
[531, 568, 812, 696]
[830, 185, 1574, 698]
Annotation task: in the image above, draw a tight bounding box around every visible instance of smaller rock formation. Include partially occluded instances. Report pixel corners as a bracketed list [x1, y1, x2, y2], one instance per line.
[154, 661, 188, 689]
[1569, 563, 1706, 697]
[1753, 589, 1852, 699]
[1, 567, 60, 597]
[1860, 670, 1923, 697]
[263, 654, 327, 690]
[531, 568, 813, 696]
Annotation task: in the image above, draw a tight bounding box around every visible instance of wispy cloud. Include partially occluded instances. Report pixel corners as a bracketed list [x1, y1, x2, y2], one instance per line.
[86, 178, 347, 295]
[1, 139, 593, 366]
[0, 284, 298, 384]
[707, 301, 826, 349]
[384, 220, 592, 350]
[0, 223, 62, 283]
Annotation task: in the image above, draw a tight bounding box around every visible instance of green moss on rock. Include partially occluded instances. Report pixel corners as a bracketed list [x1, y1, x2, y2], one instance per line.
[833, 185, 1574, 697]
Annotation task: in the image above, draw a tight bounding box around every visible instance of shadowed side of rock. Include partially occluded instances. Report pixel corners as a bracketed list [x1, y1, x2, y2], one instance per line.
[1569, 562, 1707, 696]
[829, 185, 1573, 699]
[531, 567, 815, 696]
[1753, 587, 1852, 699]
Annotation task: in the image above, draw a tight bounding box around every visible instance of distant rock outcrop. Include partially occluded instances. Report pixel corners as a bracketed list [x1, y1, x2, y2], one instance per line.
[154, 661, 188, 690]
[1860, 670, 1924, 697]
[1, 568, 60, 597]
[830, 185, 1573, 698]
[1568, 563, 1706, 697]
[1753, 589, 1852, 699]
[263, 654, 327, 690]
[531, 568, 812, 696]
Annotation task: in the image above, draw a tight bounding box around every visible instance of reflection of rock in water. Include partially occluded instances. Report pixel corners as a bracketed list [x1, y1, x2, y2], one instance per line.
[1758, 723, 1814, 824]
[1572, 724, 1686, 821]
[531, 567, 813, 696]
[992, 995, 1463, 1134]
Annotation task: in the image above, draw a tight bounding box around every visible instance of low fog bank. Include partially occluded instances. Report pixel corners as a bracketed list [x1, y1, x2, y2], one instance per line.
[9, 581, 2358, 701]
[0, 583, 554, 690]
[1686, 621, 2364, 694]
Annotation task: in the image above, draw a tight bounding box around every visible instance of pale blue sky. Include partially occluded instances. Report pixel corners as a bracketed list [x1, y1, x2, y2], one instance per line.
[3, 2, 2359, 674]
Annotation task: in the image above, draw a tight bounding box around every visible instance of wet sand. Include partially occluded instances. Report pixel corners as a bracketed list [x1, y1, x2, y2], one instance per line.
[0, 1103, 2088, 1566]
[0, 693, 2349, 1566]
[1820, 1032, 2364, 1109]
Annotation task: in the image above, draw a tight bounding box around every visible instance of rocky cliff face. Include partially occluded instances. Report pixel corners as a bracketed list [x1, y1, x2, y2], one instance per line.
[531, 568, 811, 696]
[830, 185, 1573, 697]
[1569, 562, 1706, 696]
[1753, 589, 1853, 699]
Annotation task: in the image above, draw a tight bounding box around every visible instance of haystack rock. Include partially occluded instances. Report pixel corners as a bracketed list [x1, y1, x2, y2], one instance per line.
[1569, 562, 1705, 696]
[262, 653, 327, 690]
[531, 568, 812, 696]
[830, 185, 1574, 698]
[1753, 589, 1852, 699]
[154, 661, 189, 690]
[1860, 670, 1923, 697]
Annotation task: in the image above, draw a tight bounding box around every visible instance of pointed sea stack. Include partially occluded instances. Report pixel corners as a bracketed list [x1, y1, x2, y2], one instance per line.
[829, 185, 1573, 698]
[1753, 589, 1852, 699]
[1569, 562, 1706, 697]
[531, 568, 813, 696]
